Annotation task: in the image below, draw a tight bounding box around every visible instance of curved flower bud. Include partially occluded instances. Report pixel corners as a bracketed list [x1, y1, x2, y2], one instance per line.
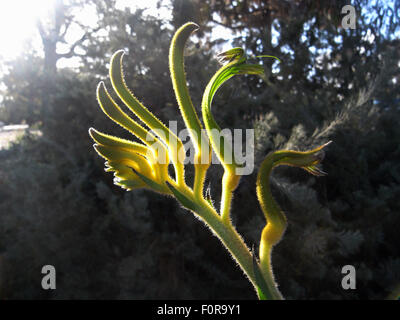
[169, 22, 212, 198]
[169, 22, 205, 156]
[202, 48, 280, 222]
[202, 48, 278, 178]
[217, 47, 245, 64]
[256, 141, 332, 277]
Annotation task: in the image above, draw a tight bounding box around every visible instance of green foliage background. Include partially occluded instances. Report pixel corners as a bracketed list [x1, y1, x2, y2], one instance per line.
[0, 0, 399, 299]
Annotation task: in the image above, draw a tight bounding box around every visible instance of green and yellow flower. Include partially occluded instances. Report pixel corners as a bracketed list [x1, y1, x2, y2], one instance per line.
[89, 22, 330, 300]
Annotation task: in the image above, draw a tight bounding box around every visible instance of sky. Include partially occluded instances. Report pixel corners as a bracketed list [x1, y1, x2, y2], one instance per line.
[0, 0, 234, 104]
[0, 0, 235, 69]
[0, 0, 173, 67]
[1, 1, 394, 74]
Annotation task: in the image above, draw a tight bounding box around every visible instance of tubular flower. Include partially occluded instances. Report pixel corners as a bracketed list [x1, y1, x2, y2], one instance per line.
[255, 141, 331, 299]
[202, 47, 280, 222]
[89, 78, 172, 194]
[89, 22, 204, 196]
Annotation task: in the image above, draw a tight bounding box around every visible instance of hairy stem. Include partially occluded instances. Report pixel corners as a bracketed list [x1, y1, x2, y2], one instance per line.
[191, 196, 278, 299]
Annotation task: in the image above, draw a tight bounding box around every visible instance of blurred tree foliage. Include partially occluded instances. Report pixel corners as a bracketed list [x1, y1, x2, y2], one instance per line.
[0, 0, 399, 299]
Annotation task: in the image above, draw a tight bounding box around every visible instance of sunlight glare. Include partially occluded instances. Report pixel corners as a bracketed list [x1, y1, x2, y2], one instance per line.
[0, 0, 55, 58]
[116, 0, 171, 20]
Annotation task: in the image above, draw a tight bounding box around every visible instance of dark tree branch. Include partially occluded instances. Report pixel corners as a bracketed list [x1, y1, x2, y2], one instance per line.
[59, 16, 74, 40]
[57, 26, 101, 59]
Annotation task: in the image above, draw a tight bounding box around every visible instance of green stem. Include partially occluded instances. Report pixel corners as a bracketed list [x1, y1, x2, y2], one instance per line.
[197, 202, 256, 283]
[192, 197, 278, 299]
[220, 186, 233, 223]
[193, 163, 208, 200]
[259, 243, 284, 300]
